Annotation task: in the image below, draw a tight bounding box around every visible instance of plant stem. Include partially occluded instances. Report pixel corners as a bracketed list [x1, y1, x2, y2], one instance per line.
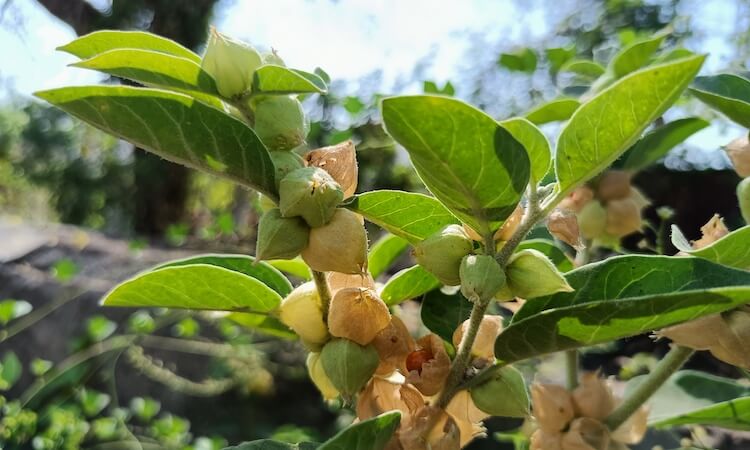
[566, 350, 579, 390]
[312, 270, 332, 321]
[605, 345, 694, 431]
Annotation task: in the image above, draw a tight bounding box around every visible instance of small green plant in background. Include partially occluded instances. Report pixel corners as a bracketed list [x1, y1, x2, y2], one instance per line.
[15, 24, 750, 450]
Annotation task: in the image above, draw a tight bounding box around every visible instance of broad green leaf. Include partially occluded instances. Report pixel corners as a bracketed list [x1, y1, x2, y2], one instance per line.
[347, 190, 458, 243]
[500, 117, 551, 184]
[545, 46, 577, 74]
[253, 65, 327, 95]
[421, 289, 473, 343]
[227, 312, 296, 340]
[267, 258, 311, 280]
[621, 117, 709, 171]
[368, 234, 409, 279]
[641, 370, 750, 430]
[380, 265, 441, 306]
[382, 95, 530, 234]
[495, 255, 750, 363]
[71, 49, 218, 95]
[318, 411, 400, 450]
[498, 48, 537, 73]
[610, 32, 667, 78]
[653, 48, 696, 64]
[103, 264, 282, 312]
[525, 98, 580, 125]
[560, 60, 606, 78]
[36, 86, 277, 198]
[516, 239, 574, 272]
[224, 440, 318, 450]
[690, 74, 750, 128]
[671, 225, 750, 270]
[554, 55, 705, 199]
[156, 254, 293, 296]
[58, 30, 200, 63]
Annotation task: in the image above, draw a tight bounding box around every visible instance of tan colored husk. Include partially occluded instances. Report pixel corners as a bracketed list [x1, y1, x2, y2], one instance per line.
[605, 197, 641, 237]
[531, 383, 575, 432]
[304, 140, 359, 198]
[399, 406, 461, 450]
[548, 209, 583, 249]
[692, 214, 729, 249]
[445, 390, 489, 447]
[372, 316, 416, 374]
[657, 314, 722, 350]
[596, 170, 632, 202]
[495, 204, 524, 241]
[610, 403, 649, 445]
[328, 287, 391, 345]
[571, 372, 615, 420]
[530, 429, 563, 450]
[462, 223, 483, 241]
[406, 334, 451, 396]
[302, 208, 368, 274]
[714, 308, 750, 369]
[327, 271, 376, 297]
[559, 186, 595, 213]
[725, 135, 750, 178]
[452, 315, 503, 360]
[561, 417, 610, 450]
[356, 377, 425, 422]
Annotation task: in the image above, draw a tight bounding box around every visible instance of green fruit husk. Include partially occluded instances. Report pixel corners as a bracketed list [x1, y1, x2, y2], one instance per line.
[470, 365, 529, 417]
[256, 208, 309, 260]
[253, 96, 309, 151]
[738, 177, 750, 225]
[414, 224, 473, 286]
[460, 254, 506, 302]
[279, 167, 344, 228]
[320, 338, 379, 400]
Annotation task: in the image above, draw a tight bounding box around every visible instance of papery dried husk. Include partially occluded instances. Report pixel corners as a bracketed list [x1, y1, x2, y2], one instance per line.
[605, 197, 641, 237]
[531, 383, 575, 432]
[495, 204, 524, 241]
[571, 372, 616, 420]
[726, 135, 750, 178]
[559, 186, 595, 213]
[692, 214, 729, 249]
[548, 208, 583, 249]
[373, 316, 416, 374]
[399, 406, 461, 450]
[445, 390, 489, 447]
[596, 170, 632, 202]
[304, 140, 359, 198]
[561, 417, 610, 450]
[452, 315, 503, 360]
[327, 271, 376, 298]
[302, 208, 368, 274]
[357, 377, 425, 422]
[328, 287, 391, 345]
[657, 314, 723, 350]
[530, 429, 563, 450]
[406, 334, 451, 396]
[713, 307, 750, 369]
[611, 403, 648, 445]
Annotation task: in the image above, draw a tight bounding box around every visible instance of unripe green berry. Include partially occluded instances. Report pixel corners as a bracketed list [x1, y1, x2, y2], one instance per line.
[279, 167, 343, 227]
[270, 150, 305, 189]
[459, 254, 506, 302]
[201, 28, 262, 98]
[470, 366, 529, 418]
[320, 338, 379, 400]
[253, 96, 309, 151]
[413, 224, 473, 286]
[738, 177, 750, 224]
[256, 208, 309, 261]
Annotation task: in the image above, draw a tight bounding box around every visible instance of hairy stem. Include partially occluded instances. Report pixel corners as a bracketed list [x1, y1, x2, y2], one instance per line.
[312, 270, 333, 321]
[605, 345, 694, 431]
[566, 350, 579, 390]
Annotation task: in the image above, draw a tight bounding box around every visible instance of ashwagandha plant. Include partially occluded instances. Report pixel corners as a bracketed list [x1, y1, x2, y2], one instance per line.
[34, 27, 750, 450]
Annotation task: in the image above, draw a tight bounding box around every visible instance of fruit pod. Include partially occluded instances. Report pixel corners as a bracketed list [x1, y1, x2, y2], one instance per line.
[547, 209, 582, 249]
[306, 352, 339, 400]
[595, 170, 631, 202]
[201, 28, 262, 98]
[561, 417, 611, 450]
[304, 140, 358, 198]
[726, 135, 750, 178]
[738, 177, 750, 224]
[320, 338, 379, 399]
[256, 208, 309, 261]
[413, 224, 473, 286]
[279, 167, 343, 227]
[578, 201, 607, 240]
[270, 151, 305, 189]
[605, 197, 641, 237]
[459, 254, 506, 302]
[327, 287, 391, 345]
[531, 383, 575, 432]
[571, 372, 615, 420]
[253, 96, 309, 151]
[452, 315, 503, 360]
[505, 249, 573, 299]
[469, 365, 529, 417]
[278, 282, 328, 349]
[302, 208, 368, 274]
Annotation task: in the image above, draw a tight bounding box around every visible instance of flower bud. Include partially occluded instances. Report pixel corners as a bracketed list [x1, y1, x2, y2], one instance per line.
[605, 197, 641, 237]
[201, 28, 262, 98]
[279, 167, 343, 227]
[578, 201, 607, 240]
[459, 255, 506, 302]
[328, 287, 391, 345]
[469, 365, 529, 417]
[413, 225, 473, 286]
[372, 316, 416, 374]
[256, 208, 309, 261]
[738, 177, 750, 224]
[531, 383, 575, 432]
[279, 282, 328, 349]
[320, 338, 379, 399]
[559, 186, 594, 213]
[495, 204, 524, 241]
[270, 150, 305, 189]
[548, 209, 583, 249]
[306, 352, 339, 400]
[725, 135, 750, 178]
[596, 170, 631, 202]
[452, 315, 503, 360]
[692, 214, 729, 249]
[302, 208, 368, 274]
[304, 140, 358, 198]
[561, 417, 610, 450]
[571, 372, 615, 420]
[531, 430, 563, 450]
[506, 249, 573, 299]
[253, 96, 309, 151]
[406, 334, 451, 396]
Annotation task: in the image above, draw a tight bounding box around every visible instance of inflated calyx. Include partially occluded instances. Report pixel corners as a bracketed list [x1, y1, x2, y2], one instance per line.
[255, 208, 309, 261]
[304, 140, 358, 198]
[301, 208, 368, 274]
[279, 167, 343, 227]
[320, 338, 379, 399]
[201, 28, 262, 98]
[327, 287, 391, 345]
[469, 365, 529, 418]
[413, 224, 473, 286]
[306, 352, 339, 400]
[505, 249, 573, 299]
[738, 177, 750, 224]
[278, 282, 328, 349]
[253, 95, 309, 151]
[460, 254, 506, 302]
[270, 151, 305, 189]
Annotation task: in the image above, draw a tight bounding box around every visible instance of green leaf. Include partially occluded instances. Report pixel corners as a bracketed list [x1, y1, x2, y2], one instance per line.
[155, 254, 293, 296]
[498, 48, 538, 73]
[58, 30, 200, 63]
[554, 55, 705, 199]
[224, 441, 318, 450]
[267, 258, 312, 280]
[0, 352, 22, 391]
[36, 86, 277, 198]
[103, 264, 282, 312]
[253, 65, 327, 95]
[690, 74, 750, 128]
[71, 49, 218, 95]
[380, 265, 441, 306]
[621, 117, 709, 171]
[642, 370, 750, 430]
[0, 299, 32, 325]
[500, 117, 551, 185]
[347, 190, 458, 243]
[381, 95, 530, 234]
[495, 255, 750, 363]
[525, 98, 580, 125]
[227, 312, 296, 340]
[318, 411, 400, 450]
[610, 32, 667, 78]
[368, 234, 409, 279]
[420, 289, 473, 343]
[671, 225, 750, 270]
[559, 60, 606, 78]
[545, 46, 577, 74]
[516, 239, 574, 272]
